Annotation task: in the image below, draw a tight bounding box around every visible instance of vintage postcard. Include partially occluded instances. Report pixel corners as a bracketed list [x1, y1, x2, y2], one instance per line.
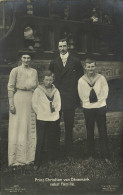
[0, 0, 123, 194]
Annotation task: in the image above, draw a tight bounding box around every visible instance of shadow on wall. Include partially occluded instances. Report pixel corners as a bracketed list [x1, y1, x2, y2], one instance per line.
[107, 78, 123, 112]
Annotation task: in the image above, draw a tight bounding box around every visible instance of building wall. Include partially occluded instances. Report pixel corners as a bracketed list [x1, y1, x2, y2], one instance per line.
[0, 60, 123, 142]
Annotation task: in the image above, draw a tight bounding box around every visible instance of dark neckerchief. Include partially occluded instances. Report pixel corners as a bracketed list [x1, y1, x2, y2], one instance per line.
[38, 85, 56, 113]
[83, 74, 101, 86]
[38, 84, 57, 98]
[45, 94, 54, 102]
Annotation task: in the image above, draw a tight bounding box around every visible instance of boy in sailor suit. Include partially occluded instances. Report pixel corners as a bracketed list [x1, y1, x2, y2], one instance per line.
[32, 70, 61, 168]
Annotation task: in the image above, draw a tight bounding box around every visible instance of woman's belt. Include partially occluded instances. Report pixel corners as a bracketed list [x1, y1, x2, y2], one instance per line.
[17, 88, 33, 91]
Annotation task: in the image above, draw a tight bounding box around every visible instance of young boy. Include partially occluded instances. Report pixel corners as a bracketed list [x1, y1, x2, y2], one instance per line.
[32, 70, 61, 168]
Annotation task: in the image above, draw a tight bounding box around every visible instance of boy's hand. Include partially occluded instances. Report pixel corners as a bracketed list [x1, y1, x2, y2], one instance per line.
[10, 105, 16, 114]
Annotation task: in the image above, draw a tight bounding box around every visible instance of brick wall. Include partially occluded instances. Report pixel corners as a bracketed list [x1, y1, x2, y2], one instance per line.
[0, 60, 123, 141]
[95, 61, 123, 81]
[31, 60, 123, 81]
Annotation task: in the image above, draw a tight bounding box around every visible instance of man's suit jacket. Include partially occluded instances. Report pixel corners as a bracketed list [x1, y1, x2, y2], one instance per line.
[49, 54, 84, 110]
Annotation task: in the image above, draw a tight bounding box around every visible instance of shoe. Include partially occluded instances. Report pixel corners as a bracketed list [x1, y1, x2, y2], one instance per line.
[33, 165, 40, 171]
[104, 158, 112, 165]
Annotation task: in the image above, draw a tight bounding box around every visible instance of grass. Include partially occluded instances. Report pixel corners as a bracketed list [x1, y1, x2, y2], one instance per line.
[1, 136, 123, 195]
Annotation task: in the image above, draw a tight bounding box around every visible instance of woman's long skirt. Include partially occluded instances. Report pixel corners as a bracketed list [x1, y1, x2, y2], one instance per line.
[8, 90, 36, 166]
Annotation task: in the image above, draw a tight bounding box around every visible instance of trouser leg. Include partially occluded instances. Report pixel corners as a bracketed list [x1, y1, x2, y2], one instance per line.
[35, 120, 46, 166]
[63, 109, 75, 153]
[96, 106, 109, 158]
[55, 116, 61, 152]
[47, 121, 59, 161]
[53, 120, 61, 158]
[83, 108, 96, 157]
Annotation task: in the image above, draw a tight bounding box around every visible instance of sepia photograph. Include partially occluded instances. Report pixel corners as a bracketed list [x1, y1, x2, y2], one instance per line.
[0, 0, 123, 194]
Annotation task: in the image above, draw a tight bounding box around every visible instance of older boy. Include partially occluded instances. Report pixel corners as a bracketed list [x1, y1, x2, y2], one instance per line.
[78, 58, 110, 161]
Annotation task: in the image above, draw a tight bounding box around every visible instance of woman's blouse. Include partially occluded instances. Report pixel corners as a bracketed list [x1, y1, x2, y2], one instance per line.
[78, 74, 109, 109]
[32, 85, 61, 121]
[8, 65, 38, 92]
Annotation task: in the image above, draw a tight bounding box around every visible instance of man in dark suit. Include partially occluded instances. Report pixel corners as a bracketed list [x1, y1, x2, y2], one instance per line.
[49, 38, 84, 155]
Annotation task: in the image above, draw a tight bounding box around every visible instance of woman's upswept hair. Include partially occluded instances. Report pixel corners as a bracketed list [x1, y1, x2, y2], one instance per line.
[18, 48, 36, 59]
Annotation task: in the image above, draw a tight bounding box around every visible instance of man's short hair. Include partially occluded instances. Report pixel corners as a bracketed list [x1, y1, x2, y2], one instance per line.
[58, 38, 68, 45]
[42, 70, 54, 80]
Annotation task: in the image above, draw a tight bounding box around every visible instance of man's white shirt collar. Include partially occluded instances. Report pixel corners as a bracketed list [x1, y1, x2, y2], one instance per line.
[60, 52, 69, 67]
[60, 52, 69, 59]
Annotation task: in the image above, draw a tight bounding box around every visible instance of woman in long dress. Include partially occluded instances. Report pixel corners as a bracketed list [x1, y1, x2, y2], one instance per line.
[8, 49, 38, 166]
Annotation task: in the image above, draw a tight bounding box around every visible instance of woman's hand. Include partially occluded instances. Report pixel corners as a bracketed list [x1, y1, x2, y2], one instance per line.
[9, 105, 16, 114]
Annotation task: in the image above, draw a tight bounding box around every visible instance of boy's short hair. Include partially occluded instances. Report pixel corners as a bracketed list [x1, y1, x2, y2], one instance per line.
[84, 58, 96, 67]
[42, 70, 54, 80]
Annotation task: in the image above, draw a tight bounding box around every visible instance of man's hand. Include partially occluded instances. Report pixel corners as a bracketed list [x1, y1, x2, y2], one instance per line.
[9, 105, 16, 114]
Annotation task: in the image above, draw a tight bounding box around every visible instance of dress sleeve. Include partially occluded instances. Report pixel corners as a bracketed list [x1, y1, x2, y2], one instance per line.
[32, 88, 39, 114]
[33, 70, 39, 89]
[101, 75, 109, 99]
[8, 68, 17, 92]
